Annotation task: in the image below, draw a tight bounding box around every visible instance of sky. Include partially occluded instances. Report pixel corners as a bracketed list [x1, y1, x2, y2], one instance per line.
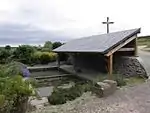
[0, 0, 149, 46]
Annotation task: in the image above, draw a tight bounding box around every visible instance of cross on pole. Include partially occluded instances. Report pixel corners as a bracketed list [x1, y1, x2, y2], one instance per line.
[102, 17, 114, 33]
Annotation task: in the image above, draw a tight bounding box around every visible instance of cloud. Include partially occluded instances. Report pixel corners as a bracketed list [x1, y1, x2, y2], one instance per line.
[0, 23, 70, 46]
[0, 0, 149, 46]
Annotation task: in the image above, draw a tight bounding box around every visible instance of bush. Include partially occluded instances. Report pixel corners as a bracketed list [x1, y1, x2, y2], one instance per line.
[0, 63, 35, 113]
[48, 82, 94, 105]
[40, 53, 51, 64]
[0, 61, 30, 77]
[31, 52, 57, 64]
[114, 74, 126, 86]
[0, 49, 11, 64]
[12, 45, 35, 64]
[0, 76, 34, 113]
[25, 78, 38, 88]
[48, 88, 68, 105]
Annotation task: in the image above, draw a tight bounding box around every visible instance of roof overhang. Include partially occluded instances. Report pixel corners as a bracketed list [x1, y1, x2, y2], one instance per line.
[53, 28, 141, 56]
[104, 28, 140, 56]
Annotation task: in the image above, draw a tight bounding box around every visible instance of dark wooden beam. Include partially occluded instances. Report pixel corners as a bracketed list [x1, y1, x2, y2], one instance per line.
[107, 54, 113, 79]
[57, 54, 60, 70]
[105, 35, 137, 56]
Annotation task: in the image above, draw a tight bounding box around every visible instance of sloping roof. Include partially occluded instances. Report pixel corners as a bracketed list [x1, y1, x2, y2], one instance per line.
[53, 28, 140, 53]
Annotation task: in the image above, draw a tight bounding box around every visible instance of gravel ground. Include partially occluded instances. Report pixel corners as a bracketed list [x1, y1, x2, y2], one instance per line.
[30, 81, 150, 113]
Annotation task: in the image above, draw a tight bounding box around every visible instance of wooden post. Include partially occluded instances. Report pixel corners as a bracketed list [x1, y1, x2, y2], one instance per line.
[107, 54, 113, 79]
[57, 53, 60, 71]
[134, 37, 138, 56]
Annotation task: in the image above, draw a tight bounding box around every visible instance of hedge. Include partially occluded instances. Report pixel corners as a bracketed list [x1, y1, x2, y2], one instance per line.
[31, 51, 57, 64]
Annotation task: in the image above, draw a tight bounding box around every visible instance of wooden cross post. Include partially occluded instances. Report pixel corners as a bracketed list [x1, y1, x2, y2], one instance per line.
[102, 17, 114, 33]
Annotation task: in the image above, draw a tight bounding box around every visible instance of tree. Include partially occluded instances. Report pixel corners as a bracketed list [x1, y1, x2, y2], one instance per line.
[52, 42, 62, 49]
[44, 41, 53, 51]
[0, 49, 11, 63]
[13, 45, 35, 64]
[5, 45, 11, 50]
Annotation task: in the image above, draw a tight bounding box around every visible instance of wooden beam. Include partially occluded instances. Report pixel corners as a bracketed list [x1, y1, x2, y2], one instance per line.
[118, 48, 135, 51]
[107, 54, 113, 79]
[57, 54, 60, 70]
[105, 35, 137, 56]
[134, 37, 138, 56]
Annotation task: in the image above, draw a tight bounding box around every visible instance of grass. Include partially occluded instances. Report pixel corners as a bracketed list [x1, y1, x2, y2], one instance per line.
[138, 37, 150, 46]
[93, 74, 145, 87]
[93, 74, 108, 82]
[125, 76, 145, 86]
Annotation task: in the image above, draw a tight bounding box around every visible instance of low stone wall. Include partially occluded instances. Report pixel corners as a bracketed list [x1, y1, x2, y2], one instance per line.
[114, 56, 147, 77]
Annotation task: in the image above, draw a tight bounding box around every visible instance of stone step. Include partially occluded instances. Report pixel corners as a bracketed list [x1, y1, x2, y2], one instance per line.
[34, 74, 70, 80]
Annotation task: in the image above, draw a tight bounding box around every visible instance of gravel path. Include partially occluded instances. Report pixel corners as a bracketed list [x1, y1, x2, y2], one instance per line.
[69, 82, 150, 113]
[31, 81, 150, 113]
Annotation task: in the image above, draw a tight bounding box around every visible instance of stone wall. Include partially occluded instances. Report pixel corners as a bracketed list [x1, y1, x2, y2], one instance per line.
[114, 56, 147, 77]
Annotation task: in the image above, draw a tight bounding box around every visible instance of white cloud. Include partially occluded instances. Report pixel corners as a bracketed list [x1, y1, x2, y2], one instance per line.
[0, 0, 149, 44]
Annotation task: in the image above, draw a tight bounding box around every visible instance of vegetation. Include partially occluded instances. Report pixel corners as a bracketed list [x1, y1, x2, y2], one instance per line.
[13, 45, 35, 64]
[52, 42, 63, 49]
[125, 76, 145, 86]
[112, 74, 126, 86]
[43, 41, 53, 51]
[48, 82, 100, 105]
[0, 63, 35, 113]
[138, 37, 150, 46]
[32, 51, 57, 64]
[0, 41, 63, 65]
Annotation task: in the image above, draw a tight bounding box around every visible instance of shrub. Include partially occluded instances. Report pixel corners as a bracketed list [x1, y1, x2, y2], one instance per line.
[0, 63, 35, 113]
[48, 82, 95, 105]
[31, 51, 57, 64]
[12, 45, 35, 64]
[113, 74, 126, 86]
[0, 76, 34, 113]
[25, 78, 38, 88]
[0, 61, 30, 77]
[0, 49, 11, 64]
[31, 51, 41, 64]
[116, 78, 126, 86]
[40, 53, 51, 64]
[48, 88, 68, 105]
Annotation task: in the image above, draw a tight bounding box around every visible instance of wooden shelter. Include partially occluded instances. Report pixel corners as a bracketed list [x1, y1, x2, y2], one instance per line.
[53, 28, 141, 79]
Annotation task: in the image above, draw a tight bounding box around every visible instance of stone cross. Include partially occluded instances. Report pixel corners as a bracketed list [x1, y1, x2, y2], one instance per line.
[102, 17, 114, 33]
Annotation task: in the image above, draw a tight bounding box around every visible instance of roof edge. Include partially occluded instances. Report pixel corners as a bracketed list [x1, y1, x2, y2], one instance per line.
[103, 28, 141, 55]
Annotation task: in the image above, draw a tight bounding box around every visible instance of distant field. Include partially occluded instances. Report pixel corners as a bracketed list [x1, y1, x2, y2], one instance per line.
[138, 36, 150, 46]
